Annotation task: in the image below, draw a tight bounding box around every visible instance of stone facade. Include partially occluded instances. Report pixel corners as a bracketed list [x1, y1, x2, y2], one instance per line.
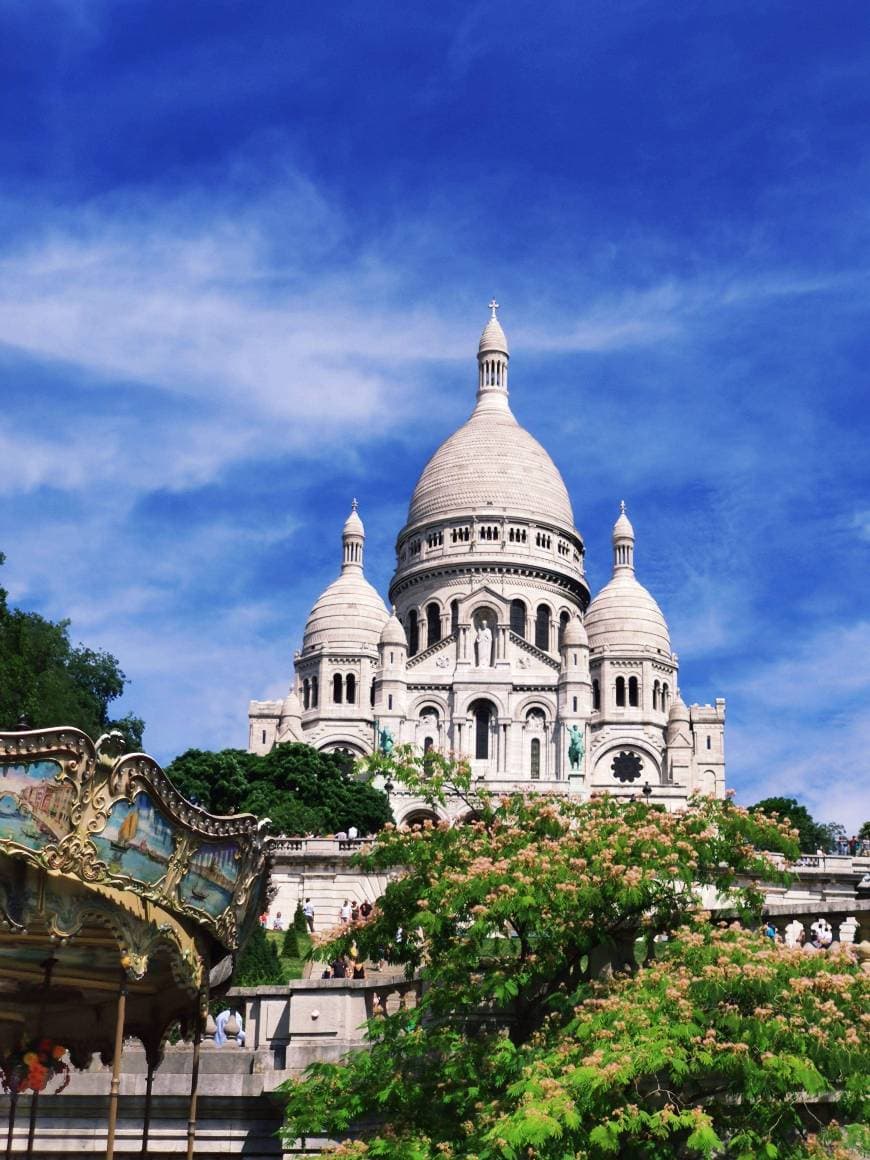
[248, 306, 726, 821]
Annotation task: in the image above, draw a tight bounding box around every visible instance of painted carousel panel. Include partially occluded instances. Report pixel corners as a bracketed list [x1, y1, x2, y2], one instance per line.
[90, 790, 176, 886]
[0, 760, 71, 852]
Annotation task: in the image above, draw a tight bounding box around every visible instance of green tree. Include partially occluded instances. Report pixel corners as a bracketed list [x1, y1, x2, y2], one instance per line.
[748, 795, 830, 854]
[282, 926, 302, 959]
[281, 751, 869, 1159]
[859, 821, 870, 842]
[293, 901, 308, 935]
[0, 553, 143, 747]
[165, 742, 393, 834]
[234, 924, 285, 986]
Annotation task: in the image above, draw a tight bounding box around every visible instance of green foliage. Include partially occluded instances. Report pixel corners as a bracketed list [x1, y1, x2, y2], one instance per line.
[165, 742, 393, 834]
[0, 553, 143, 746]
[749, 796, 832, 854]
[294, 901, 308, 934]
[282, 926, 302, 959]
[280, 753, 868, 1159]
[234, 923, 285, 986]
[858, 820, 870, 842]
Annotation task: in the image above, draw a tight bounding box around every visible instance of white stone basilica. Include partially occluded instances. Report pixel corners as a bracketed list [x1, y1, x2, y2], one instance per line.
[248, 306, 726, 822]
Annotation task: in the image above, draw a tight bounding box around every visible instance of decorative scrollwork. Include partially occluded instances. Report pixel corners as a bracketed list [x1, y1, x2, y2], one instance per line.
[42, 833, 107, 881]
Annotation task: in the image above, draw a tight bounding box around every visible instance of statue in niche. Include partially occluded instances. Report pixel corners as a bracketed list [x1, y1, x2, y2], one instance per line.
[567, 725, 584, 771]
[475, 618, 493, 667]
[378, 726, 394, 755]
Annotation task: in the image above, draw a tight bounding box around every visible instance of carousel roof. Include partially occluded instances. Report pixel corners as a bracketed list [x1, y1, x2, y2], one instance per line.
[0, 726, 270, 1067]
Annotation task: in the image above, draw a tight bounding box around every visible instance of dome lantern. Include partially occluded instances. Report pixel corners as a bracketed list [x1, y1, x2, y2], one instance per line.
[477, 299, 510, 409]
[612, 500, 635, 573]
[342, 498, 365, 573]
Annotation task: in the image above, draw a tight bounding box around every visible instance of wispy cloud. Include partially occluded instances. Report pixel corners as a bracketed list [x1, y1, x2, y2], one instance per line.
[728, 622, 870, 823]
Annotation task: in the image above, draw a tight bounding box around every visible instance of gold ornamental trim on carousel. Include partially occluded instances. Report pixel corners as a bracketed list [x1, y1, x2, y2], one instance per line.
[0, 727, 267, 955]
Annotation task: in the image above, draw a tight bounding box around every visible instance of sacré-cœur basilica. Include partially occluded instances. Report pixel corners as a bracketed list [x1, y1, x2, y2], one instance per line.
[248, 305, 726, 822]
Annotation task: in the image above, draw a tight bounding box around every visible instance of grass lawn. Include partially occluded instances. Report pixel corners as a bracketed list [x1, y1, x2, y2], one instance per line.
[266, 929, 312, 981]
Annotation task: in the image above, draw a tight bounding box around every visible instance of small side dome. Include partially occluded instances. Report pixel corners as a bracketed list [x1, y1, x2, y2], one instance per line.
[666, 694, 690, 742]
[276, 690, 303, 743]
[380, 608, 408, 647]
[280, 690, 302, 721]
[668, 694, 689, 723]
[560, 615, 588, 648]
[587, 503, 670, 654]
[586, 574, 671, 654]
[303, 503, 389, 652]
[303, 574, 389, 652]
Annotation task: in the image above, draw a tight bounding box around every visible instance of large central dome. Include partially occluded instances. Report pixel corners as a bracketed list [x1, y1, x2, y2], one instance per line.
[407, 407, 575, 528]
[405, 307, 575, 532]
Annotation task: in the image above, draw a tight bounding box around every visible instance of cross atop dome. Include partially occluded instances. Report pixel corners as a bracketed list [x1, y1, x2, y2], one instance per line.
[488, 297, 499, 319]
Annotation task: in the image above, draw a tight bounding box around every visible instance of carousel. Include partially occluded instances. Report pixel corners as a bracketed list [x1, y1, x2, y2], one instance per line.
[0, 726, 269, 1158]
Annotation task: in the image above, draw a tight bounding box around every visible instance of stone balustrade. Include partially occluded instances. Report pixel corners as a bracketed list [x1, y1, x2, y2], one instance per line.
[264, 835, 870, 933]
[229, 975, 422, 1077]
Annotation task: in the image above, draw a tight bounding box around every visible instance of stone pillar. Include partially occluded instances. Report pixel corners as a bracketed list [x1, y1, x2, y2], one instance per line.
[497, 719, 511, 774]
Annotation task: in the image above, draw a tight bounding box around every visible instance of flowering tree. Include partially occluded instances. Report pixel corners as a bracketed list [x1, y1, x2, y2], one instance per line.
[281, 751, 870, 1158]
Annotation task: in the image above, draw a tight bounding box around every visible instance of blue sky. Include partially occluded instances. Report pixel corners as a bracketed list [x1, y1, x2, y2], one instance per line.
[1, 0, 869, 825]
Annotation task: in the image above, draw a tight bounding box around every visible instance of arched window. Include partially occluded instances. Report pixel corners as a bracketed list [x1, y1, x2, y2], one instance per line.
[535, 604, 551, 651]
[311, 676, 319, 707]
[530, 737, 541, 779]
[662, 682, 670, 710]
[370, 679, 376, 707]
[408, 609, 419, 656]
[652, 680, 660, 711]
[510, 599, 526, 638]
[572, 696, 578, 712]
[706, 735, 712, 750]
[303, 678, 310, 710]
[559, 610, 570, 647]
[424, 736, 434, 753]
[332, 673, 343, 704]
[472, 701, 493, 760]
[592, 679, 600, 710]
[451, 599, 459, 634]
[345, 674, 356, 704]
[615, 676, 626, 707]
[628, 675, 639, 707]
[426, 602, 441, 649]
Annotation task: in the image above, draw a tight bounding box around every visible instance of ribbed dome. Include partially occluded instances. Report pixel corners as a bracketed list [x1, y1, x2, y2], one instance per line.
[478, 316, 509, 355]
[380, 609, 408, 647]
[561, 615, 588, 648]
[280, 690, 302, 720]
[302, 572, 389, 652]
[613, 508, 634, 541]
[407, 405, 575, 528]
[343, 505, 364, 536]
[586, 573, 671, 655]
[668, 694, 690, 723]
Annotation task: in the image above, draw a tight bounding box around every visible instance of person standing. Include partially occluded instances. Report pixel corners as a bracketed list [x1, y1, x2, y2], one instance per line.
[302, 897, 315, 933]
[339, 899, 351, 923]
